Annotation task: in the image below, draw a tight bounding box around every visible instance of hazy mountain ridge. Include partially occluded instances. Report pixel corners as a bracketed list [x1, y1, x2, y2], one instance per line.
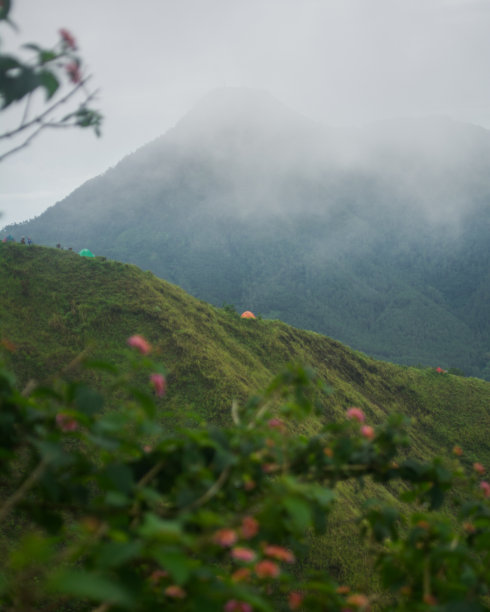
[4, 88, 490, 377]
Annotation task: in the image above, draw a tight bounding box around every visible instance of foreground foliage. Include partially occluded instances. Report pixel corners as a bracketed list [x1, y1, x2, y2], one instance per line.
[0, 339, 489, 611]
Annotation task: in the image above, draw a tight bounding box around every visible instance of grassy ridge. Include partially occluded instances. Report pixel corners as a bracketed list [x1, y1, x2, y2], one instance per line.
[1, 242, 489, 466]
[1, 242, 490, 590]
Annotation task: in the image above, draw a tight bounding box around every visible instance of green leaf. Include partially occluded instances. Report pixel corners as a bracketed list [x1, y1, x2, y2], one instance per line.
[84, 359, 119, 375]
[151, 547, 191, 584]
[38, 70, 59, 100]
[139, 514, 183, 542]
[99, 463, 134, 494]
[283, 496, 312, 532]
[74, 384, 104, 416]
[94, 540, 142, 569]
[48, 569, 134, 608]
[0, 0, 11, 21]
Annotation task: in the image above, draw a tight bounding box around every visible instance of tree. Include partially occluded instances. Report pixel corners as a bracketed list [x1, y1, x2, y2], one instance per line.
[0, 0, 102, 163]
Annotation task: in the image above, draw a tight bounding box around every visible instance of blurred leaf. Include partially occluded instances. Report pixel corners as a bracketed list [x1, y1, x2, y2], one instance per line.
[283, 496, 311, 532]
[151, 547, 191, 584]
[94, 540, 142, 569]
[38, 70, 59, 100]
[48, 569, 134, 608]
[74, 384, 104, 416]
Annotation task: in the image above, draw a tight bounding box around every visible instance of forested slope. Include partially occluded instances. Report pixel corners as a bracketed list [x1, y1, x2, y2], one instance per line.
[4, 89, 490, 378]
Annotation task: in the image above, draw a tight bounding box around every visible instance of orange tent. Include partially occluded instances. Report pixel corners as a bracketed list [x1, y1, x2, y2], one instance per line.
[240, 311, 256, 319]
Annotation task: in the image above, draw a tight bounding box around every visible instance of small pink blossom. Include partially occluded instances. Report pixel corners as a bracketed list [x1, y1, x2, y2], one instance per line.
[254, 559, 280, 579]
[361, 425, 375, 440]
[480, 481, 490, 497]
[346, 593, 370, 609]
[231, 567, 251, 582]
[127, 334, 151, 355]
[263, 544, 295, 563]
[164, 585, 186, 599]
[59, 28, 77, 50]
[56, 413, 78, 432]
[346, 407, 365, 423]
[435, 367, 446, 374]
[240, 516, 259, 539]
[289, 591, 303, 610]
[267, 418, 286, 432]
[66, 61, 81, 83]
[213, 528, 237, 548]
[224, 600, 252, 612]
[150, 373, 166, 397]
[231, 547, 256, 563]
[474, 462, 485, 475]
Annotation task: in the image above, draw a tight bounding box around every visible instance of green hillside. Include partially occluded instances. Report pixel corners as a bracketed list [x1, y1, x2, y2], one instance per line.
[1, 242, 489, 467]
[1, 242, 490, 599]
[6, 90, 490, 379]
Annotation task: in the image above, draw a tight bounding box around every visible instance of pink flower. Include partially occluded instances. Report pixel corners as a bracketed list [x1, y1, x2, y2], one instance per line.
[231, 547, 256, 562]
[435, 367, 446, 373]
[240, 516, 259, 539]
[289, 591, 303, 610]
[255, 559, 280, 579]
[268, 418, 286, 432]
[59, 28, 77, 50]
[263, 545, 295, 563]
[66, 61, 81, 83]
[346, 407, 365, 423]
[474, 462, 485, 475]
[56, 413, 78, 432]
[224, 600, 252, 612]
[164, 585, 186, 599]
[346, 593, 370, 609]
[480, 481, 490, 497]
[150, 373, 166, 397]
[127, 334, 151, 355]
[361, 425, 375, 440]
[231, 567, 251, 582]
[213, 528, 237, 548]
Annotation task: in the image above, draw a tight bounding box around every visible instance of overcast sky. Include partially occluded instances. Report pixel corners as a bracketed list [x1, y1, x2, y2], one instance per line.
[2, 0, 490, 228]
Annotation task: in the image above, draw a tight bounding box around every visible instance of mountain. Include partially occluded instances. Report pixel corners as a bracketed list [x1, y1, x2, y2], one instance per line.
[1, 242, 490, 588]
[1, 242, 489, 460]
[4, 88, 490, 378]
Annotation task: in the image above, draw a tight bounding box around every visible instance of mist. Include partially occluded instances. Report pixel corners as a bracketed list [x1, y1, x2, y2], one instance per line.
[3, 0, 490, 226]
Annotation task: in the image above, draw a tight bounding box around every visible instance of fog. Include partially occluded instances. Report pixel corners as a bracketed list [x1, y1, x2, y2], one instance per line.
[2, 0, 490, 227]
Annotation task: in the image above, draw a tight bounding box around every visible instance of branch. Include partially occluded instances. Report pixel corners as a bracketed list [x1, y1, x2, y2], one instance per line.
[0, 458, 49, 522]
[187, 465, 232, 510]
[0, 77, 90, 140]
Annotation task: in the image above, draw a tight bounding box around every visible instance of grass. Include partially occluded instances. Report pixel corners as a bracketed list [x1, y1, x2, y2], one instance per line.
[1, 242, 490, 593]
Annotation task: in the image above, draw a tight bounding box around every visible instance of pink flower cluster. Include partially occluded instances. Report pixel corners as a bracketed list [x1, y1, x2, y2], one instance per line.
[127, 334, 152, 354]
[480, 481, 490, 497]
[59, 28, 77, 50]
[213, 528, 237, 548]
[56, 413, 78, 432]
[346, 407, 365, 423]
[346, 407, 376, 440]
[150, 373, 166, 397]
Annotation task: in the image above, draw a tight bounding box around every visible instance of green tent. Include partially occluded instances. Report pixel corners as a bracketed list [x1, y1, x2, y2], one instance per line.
[79, 249, 95, 257]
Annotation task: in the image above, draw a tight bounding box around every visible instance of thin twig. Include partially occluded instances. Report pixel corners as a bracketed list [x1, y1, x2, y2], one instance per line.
[0, 458, 48, 522]
[20, 92, 32, 126]
[187, 465, 232, 510]
[0, 77, 90, 140]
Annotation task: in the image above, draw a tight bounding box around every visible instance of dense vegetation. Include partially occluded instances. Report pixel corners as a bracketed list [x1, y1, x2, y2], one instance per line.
[4, 89, 490, 379]
[1, 243, 490, 610]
